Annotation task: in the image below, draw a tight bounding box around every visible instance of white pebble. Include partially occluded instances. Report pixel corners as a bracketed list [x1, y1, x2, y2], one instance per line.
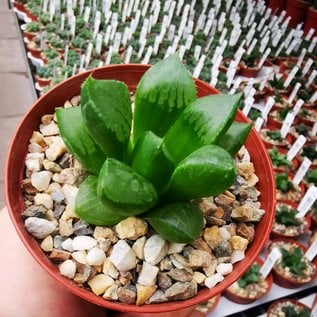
[137, 261, 159, 286]
[144, 235, 168, 265]
[40, 121, 59, 136]
[216, 263, 233, 276]
[51, 190, 66, 203]
[34, 193, 53, 209]
[28, 143, 43, 153]
[25, 217, 56, 239]
[167, 242, 186, 255]
[219, 227, 231, 240]
[31, 171, 52, 191]
[61, 238, 74, 252]
[59, 259, 76, 279]
[73, 236, 97, 250]
[45, 136, 66, 161]
[25, 153, 44, 176]
[204, 273, 224, 289]
[86, 247, 107, 266]
[109, 240, 136, 271]
[231, 250, 245, 264]
[61, 184, 79, 208]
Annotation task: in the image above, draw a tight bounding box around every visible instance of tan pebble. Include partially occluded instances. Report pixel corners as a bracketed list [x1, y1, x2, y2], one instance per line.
[40, 235, 53, 252]
[45, 209, 55, 221]
[49, 249, 71, 262]
[103, 258, 119, 279]
[97, 238, 112, 252]
[103, 284, 119, 300]
[136, 284, 157, 305]
[41, 114, 54, 124]
[64, 100, 72, 108]
[61, 205, 78, 221]
[132, 236, 146, 260]
[30, 131, 45, 145]
[188, 249, 212, 268]
[190, 238, 211, 254]
[212, 207, 224, 218]
[72, 250, 88, 264]
[231, 204, 253, 222]
[170, 254, 191, 269]
[236, 223, 255, 242]
[40, 121, 59, 136]
[28, 143, 43, 153]
[247, 173, 259, 186]
[93, 226, 118, 243]
[34, 193, 53, 210]
[203, 259, 217, 277]
[236, 162, 255, 179]
[45, 136, 66, 161]
[73, 273, 85, 285]
[59, 219, 74, 237]
[230, 235, 249, 251]
[43, 159, 62, 173]
[192, 271, 206, 284]
[114, 217, 148, 240]
[203, 226, 222, 250]
[71, 95, 80, 106]
[87, 274, 114, 295]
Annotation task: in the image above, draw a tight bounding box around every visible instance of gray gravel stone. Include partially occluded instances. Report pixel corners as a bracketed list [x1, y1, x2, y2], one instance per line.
[21, 205, 47, 218]
[25, 217, 56, 239]
[165, 281, 197, 301]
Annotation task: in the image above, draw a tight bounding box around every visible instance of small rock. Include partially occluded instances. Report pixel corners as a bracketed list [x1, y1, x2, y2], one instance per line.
[136, 284, 157, 305]
[21, 178, 38, 195]
[97, 238, 112, 253]
[203, 226, 222, 250]
[52, 168, 85, 185]
[53, 203, 65, 218]
[204, 273, 224, 289]
[21, 205, 47, 218]
[34, 193, 53, 210]
[188, 249, 213, 268]
[71, 95, 80, 106]
[103, 284, 119, 301]
[40, 235, 53, 252]
[31, 171, 52, 191]
[216, 263, 233, 276]
[190, 238, 211, 254]
[41, 114, 54, 124]
[57, 153, 73, 168]
[148, 290, 168, 303]
[59, 219, 74, 237]
[144, 235, 168, 265]
[157, 273, 173, 289]
[87, 274, 114, 296]
[86, 247, 107, 266]
[73, 220, 94, 236]
[73, 236, 97, 250]
[217, 257, 231, 264]
[160, 257, 174, 271]
[109, 240, 136, 271]
[236, 162, 255, 179]
[45, 209, 55, 221]
[203, 259, 217, 277]
[167, 242, 186, 255]
[118, 285, 137, 304]
[49, 249, 71, 262]
[25, 153, 44, 175]
[61, 205, 78, 221]
[137, 261, 159, 286]
[214, 241, 232, 258]
[214, 193, 235, 214]
[230, 235, 249, 251]
[114, 217, 148, 240]
[40, 121, 59, 136]
[93, 227, 118, 243]
[43, 159, 62, 173]
[25, 217, 56, 239]
[61, 184, 78, 208]
[30, 131, 45, 145]
[231, 204, 252, 222]
[61, 238, 74, 252]
[53, 235, 64, 249]
[45, 136, 66, 161]
[167, 269, 192, 282]
[165, 281, 197, 301]
[231, 250, 245, 264]
[192, 271, 206, 285]
[132, 236, 146, 260]
[72, 250, 88, 264]
[170, 254, 191, 270]
[195, 197, 216, 214]
[59, 259, 76, 278]
[219, 227, 231, 241]
[212, 206, 225, 219]
[103, 258, 119, 279]
[205, 216, 226, 226]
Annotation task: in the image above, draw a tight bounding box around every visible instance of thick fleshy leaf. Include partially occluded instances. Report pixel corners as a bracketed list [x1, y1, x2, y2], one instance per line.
[163, 93, 242, 165]
[217, 122, 252, 156]
[75, 176, 125, 226]
[131, 131, 174, 195]
[163, 145, 237, 202]
[144, 203, 204, 243]
[56, 107, 106, 175]
[81, 77, 132, 161]
[132, 54, 196, 144]
[97, 158, 158, 216]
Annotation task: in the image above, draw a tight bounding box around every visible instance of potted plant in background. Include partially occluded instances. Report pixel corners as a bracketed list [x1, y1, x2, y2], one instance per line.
[35, 64, 53, 87]
[5, 56, 275, 313]
[268, 298, 312, 317]
[22, 21, 41, 42]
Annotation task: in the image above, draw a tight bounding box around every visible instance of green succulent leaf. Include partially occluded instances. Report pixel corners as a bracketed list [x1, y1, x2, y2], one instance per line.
[75, 176, 125, 225]
[144, 202, 204, 243]
[163, 93, 242, 165]
[56, 107, 106, 175]
[163, 145, 237, 202]
[280, 247, 307, 276]
[132, 54, 196, 144]
[80, 77, 132, 161]
[237, 263, 260, 288]
[217, 121, 252, 156]
[97, 158, 158, 216]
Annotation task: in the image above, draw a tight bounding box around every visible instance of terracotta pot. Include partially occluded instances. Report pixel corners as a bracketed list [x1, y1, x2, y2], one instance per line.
[27, 42, 42, 59]
[267, 111, 299, 129]
[223, 258, 273, 304]
[238, 65, 260, 78]
[286, 0, 310, 28]
[269, 239, 316, 288]
[191, 294, 221, 316]
[268, 0, 287, 15]
[271, 201, 311, 239]
[5, 64, 276, 313]
[259, 128, 292, 150]
[13, 1, 28, 13]
[297, 108, 317, 126]
[267, 298, 312, 317]
[35, 76, 51, 88]
[304, 6, 317, 35]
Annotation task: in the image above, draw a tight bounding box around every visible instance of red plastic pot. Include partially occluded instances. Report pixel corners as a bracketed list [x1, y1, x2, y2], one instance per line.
[35, 76, 51, 88]
[267, 298, 312, 317]
[27, 42, 42, 59]
[259, 128, 292, 150]
[223, 258, 273, 304]
[269, 148, 299, 173]
[286, 0, 310, 28]
[5, 64, 276, 313]
[268, 0, 287, 15]
[304, 6, 317, 35]
[238, 65, 260, 78]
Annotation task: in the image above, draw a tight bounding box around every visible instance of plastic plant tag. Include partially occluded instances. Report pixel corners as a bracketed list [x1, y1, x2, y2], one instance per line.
[254, 117, 264, 132]
[305, 69, 317, 88]
[84, 42, 93, 67]
[312, 121, 317, 136]
[310, 91, 317, 104]
[83, 6, 91, 23]
[260, 248, 282, 279]
[308, 36, 317, 53]
[262, 96, 275, 119]
[305, 28, 315, 41]
[296, 48, 307, 67]
[302, 58, 313, 76]
[258, 48, 271, 68]
[305, 239, 317, 263]
[288, 83, 301, 104]
[287, 135, 306, 161]
[292, 99, 304, 117]
[280, 112, 296, 138]
[283, 66, 299, 88]
[293, 157, 312, 186]
[296, 186, 317, 218]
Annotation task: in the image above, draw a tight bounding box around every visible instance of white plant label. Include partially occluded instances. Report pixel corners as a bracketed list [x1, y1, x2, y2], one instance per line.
[306, 69, 317, 88]
[179, 45, 186, 61]
[242, 103, 252, 116]
[312, 121, 317, 136]
[260, 248, 282, 279]
[305, 239, 317, 262]
[60, 14, 65, 31]
[283, 66, 299, 88]
[293, 157, 312, 186]
[302, 58, 313, 76]
[229, 77, 242, 94]
[287, 135, 306, 161]
[247, 38, 257, 55]
[308, 36, 317, 53]
[262, 96, 275, 119]
[124, 46, 132, 64]
[185, 35, 194, 50]
[84, 42, 93, 67]
[142, 46, 153, 65]
[305, 28, 315, 41]
[281, 112, 296, 138]
[193, 55, 206, 78]
[254, 117, 264, 132]
[258, 47, 271, 68]
[79, 54, 85, 73]
[297, 49, 307, 67]
[113, 32, 121, 53]
[297, 186, 317, 218]
[70, 15, 76, 37]
[310, 91, 317, 104]
[105, 45, 113, 65]
[83, 6, 91, 23]
[95, 33, 102, 55]
[210, 68, 219, 87]
[63, 44, 69, 66]
[288, 83, 301, 104]
[93, 11, 101, 38]
[292, 99, 304, 116]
